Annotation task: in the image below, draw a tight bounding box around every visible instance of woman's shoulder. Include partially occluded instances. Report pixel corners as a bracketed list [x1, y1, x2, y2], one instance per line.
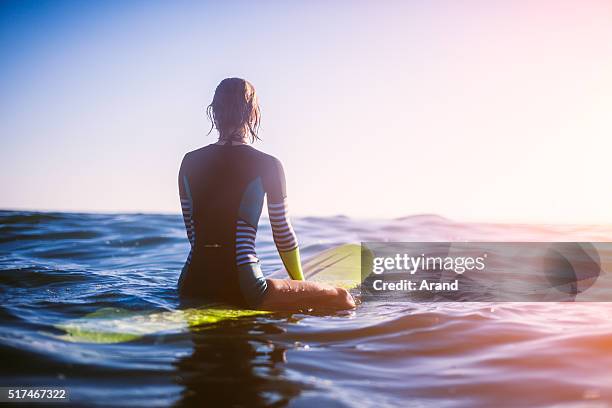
[180, 144, 221, 164]
[240, 146, 283, 167]
[184, 144, 216, 156]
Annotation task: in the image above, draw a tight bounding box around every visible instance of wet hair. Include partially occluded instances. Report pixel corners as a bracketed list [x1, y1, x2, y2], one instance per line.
[206, 77, 261, 143]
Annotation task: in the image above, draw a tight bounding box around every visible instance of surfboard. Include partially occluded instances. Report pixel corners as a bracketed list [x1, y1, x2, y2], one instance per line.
[55, 243, 363, 344]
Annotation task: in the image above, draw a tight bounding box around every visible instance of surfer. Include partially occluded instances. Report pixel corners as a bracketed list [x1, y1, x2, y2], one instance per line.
[177, 77, 355, 311]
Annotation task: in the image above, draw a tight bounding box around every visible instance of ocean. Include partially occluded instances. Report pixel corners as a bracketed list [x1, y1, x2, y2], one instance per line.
[1, 210, 611, 407]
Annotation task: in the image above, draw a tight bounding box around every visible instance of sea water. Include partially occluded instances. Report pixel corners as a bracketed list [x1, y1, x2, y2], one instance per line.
[1, 211, 611, 407]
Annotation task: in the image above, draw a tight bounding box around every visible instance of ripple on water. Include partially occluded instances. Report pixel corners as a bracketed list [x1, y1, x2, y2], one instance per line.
[1, 211, 612, 407]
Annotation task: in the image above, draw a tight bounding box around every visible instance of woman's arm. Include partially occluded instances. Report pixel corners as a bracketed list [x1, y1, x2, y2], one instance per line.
[268, 199, 304, 280]
[260, 156, 355, 311]
[178, 156, 195, 248]
[265, 157, 304, 280]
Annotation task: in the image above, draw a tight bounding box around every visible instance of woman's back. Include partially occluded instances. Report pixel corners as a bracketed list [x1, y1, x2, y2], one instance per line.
[181, 144, 284, 247]
[178, 143, 294, 306]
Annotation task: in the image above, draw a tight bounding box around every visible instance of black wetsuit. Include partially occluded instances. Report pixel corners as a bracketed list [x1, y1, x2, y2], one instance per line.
[178, 143, 303, 308]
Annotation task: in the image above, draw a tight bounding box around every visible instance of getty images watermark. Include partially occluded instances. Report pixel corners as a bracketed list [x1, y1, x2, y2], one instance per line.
[360, 242, 612, 302]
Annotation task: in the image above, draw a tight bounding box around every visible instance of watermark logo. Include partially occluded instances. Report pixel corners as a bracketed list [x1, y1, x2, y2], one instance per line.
[360, 242, 608, 302]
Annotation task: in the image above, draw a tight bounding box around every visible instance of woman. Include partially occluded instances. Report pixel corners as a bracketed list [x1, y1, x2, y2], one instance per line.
[178, 77, 355, 311]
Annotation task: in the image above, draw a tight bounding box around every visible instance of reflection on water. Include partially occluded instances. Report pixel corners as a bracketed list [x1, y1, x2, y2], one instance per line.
[175, 317, 302, 407]
[0, 211, 611, 407]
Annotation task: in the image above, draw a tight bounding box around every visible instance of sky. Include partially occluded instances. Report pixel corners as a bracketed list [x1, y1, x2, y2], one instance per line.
[1, 0, 611, 223]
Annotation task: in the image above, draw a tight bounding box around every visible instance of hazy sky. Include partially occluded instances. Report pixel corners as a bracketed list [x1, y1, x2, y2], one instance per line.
[1, 1, 611, 223]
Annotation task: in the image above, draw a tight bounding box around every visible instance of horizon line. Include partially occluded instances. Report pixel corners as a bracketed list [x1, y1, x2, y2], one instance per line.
[1, 207, 611, 228]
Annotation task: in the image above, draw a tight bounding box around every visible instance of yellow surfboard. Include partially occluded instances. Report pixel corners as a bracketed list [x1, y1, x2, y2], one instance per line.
[56, 244, 364, 344]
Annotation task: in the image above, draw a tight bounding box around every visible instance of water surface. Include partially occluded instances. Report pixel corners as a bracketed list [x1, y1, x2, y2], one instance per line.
[1, 211, 611, 407]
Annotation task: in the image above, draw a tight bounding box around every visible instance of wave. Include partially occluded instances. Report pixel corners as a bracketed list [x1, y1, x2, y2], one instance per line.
[1, 210, 612, 407]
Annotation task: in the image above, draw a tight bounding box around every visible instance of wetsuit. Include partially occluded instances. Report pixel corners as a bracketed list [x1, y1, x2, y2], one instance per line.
[177, 143, 304, 308]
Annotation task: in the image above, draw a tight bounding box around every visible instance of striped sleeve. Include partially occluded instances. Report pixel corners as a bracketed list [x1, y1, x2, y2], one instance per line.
[268, 199, 298, 252]
[179, 161, 195, 248]
[235, 219, 259, 266]
[264, 156, 304, 280]
[180, 196, 195, 248]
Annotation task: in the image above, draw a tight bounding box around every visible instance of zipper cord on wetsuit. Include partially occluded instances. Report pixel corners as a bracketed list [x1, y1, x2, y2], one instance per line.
[221, 130, 246, 146]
